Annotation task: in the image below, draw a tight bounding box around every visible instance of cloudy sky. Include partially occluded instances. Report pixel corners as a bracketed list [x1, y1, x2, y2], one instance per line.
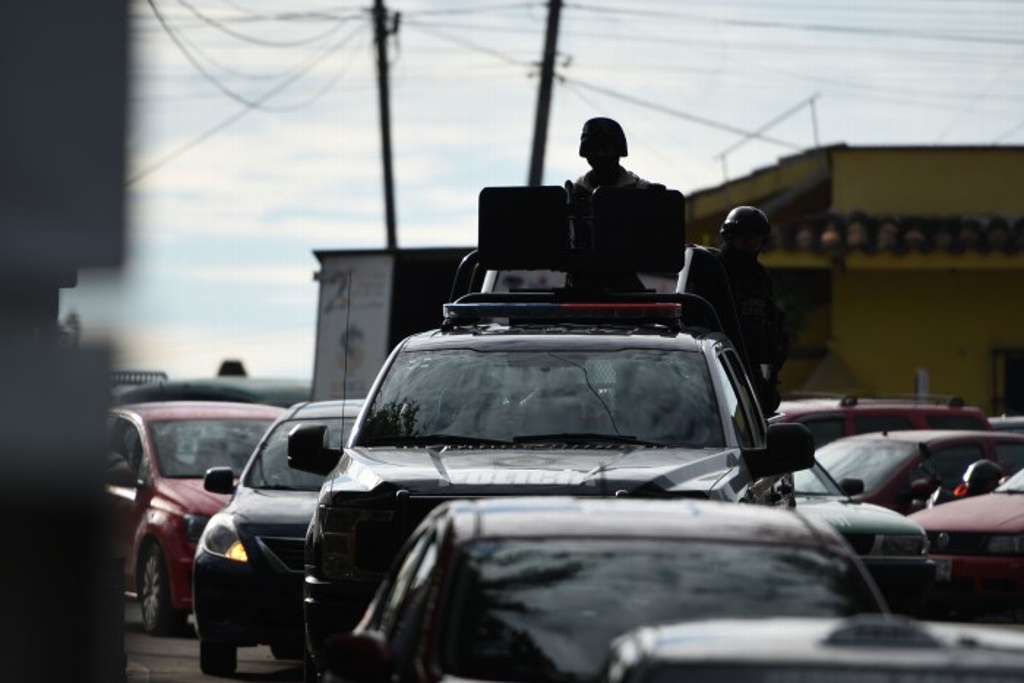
[59, 0, 1024, 382]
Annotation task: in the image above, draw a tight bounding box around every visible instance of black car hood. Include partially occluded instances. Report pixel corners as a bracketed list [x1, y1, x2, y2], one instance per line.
[322, 445, 746, 502]
[228, 487, 319, 531]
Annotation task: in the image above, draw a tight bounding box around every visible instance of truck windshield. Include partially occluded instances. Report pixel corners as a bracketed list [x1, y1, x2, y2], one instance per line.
[358, 348, 723, 448]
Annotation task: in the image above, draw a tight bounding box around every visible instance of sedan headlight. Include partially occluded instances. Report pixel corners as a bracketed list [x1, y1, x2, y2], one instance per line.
[199, 513, 249, 563]
[875, 534, 928, 557]
[183, 514, 211, 543]
[985, 535, 1024, 555]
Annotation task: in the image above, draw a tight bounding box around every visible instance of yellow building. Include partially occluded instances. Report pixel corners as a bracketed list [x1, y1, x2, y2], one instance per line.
[685, 145, 1024, 415]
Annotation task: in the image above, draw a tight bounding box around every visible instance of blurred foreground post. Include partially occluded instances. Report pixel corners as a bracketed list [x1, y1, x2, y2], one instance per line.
[0, 2, 128, 681]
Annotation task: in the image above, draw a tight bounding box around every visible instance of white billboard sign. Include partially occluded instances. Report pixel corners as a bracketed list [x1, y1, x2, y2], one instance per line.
[312, 253, 394, 401]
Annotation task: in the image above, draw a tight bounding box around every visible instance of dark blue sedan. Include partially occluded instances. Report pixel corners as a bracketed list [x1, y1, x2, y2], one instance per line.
[192, 398, 362, 676]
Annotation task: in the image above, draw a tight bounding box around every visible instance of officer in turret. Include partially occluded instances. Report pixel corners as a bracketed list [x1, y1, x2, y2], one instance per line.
[570, 117, 652, 201]
[562, 118, 658, 293]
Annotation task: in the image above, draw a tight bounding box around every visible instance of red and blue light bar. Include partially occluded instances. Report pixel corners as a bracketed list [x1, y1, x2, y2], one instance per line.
[443, 302, 683, 322]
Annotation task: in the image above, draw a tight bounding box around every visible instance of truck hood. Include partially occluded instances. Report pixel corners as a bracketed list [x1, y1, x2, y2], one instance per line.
[323, 445, 745, 501]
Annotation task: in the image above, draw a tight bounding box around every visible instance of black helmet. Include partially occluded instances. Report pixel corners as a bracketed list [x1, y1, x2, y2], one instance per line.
[963, 459, 1004, 496]
[720, 206, 771, 237]
[579, 117, 628, 158]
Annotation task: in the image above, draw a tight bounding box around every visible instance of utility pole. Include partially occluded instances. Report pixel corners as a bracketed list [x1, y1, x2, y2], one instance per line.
[527, 0, 563, 186]
[373, 0, 398, 249]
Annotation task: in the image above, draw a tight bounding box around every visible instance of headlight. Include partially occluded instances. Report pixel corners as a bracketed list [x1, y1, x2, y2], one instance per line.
[985, 535, 1024, 555]
[875, 534, 928, 557]
[319, 506, 392, 580]
[199, 513, 248, 562]
[183, 514, 211, 543]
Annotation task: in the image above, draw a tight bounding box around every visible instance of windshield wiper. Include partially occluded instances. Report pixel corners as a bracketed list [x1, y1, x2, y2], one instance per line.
[513, 433, 660, 446]
[363, 434, 512, 447]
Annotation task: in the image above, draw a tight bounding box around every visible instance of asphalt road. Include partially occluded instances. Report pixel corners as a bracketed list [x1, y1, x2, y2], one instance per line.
[124, 599, 302, 683]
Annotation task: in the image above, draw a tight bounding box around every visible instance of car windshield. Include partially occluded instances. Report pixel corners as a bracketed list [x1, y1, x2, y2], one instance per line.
[793, 463, 843, 496]
[150, 419, 273, 478]
[813, 438, 918, 493]
[996, 467, 1024, 493]
[243, 416, 356, 490]
[442, 538, 877, 683]
[359, 349, 724, 448]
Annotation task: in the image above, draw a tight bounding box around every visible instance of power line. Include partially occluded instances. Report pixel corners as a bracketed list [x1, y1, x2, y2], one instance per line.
[146, 0, 367, 110]
[128, 9, 369, 185]
[400, 18, 536, 67]
[562, 76, 804, 149]
[171, 0, 363, 47]
[402, 2, 543, 17]
[565, 1, 1024, 46]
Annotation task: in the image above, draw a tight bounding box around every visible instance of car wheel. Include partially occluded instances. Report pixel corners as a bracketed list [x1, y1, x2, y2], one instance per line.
[200, 641, 237, 676]
[138, 544, 188, 636]
[270, 641, 304, 660]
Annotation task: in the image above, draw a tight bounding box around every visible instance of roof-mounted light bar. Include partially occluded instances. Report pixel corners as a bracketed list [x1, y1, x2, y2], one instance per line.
[443, 302, 683, 323]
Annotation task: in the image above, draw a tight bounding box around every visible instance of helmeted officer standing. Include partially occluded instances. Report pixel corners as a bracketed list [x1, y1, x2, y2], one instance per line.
[563, 117, 656, 293]
[717, 206, 789, 413]
[570, 117, 651, 200]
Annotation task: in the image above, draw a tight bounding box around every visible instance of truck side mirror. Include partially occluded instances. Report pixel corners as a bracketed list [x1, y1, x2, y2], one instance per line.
[743, 422, 815, 479]
[288, 424, 341, 476]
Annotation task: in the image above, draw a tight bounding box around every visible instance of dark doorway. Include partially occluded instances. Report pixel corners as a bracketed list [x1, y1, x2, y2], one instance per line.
[993, 349, 1024, 415]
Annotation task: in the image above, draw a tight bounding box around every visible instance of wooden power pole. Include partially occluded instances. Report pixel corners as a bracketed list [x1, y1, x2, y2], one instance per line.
[373, 0, 398, 249]
[527, 0, 563, 186]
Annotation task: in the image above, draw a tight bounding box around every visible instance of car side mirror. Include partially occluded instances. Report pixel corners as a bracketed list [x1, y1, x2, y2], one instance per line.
[105, 456, 136, 488]
[839, 477, 864, 496]
[743, 423, 815, 479]
[204, 467, 235, 494]
[288, 424, 342, 476]
[324, 631, 393, 683]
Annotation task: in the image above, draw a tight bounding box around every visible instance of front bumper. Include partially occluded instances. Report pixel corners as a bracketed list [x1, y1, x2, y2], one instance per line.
[860, 556, 936, 615]
[193, 551, 305, 647]
[925, 553, 1024, 616]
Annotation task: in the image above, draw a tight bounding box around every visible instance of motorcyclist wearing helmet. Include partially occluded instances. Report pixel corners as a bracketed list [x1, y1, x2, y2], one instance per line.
[717, 206, 789, 413]
[955, 459, 1004, 497]
[927, 458, 1004, 507]
[570, 117, 651, 199]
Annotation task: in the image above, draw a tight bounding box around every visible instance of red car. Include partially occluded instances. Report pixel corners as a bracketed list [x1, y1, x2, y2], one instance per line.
[812, 429, 1024, 515]
[105, 401, 283, 635]
[776, 396, 991, 448]
[909, 467, 1024, 621]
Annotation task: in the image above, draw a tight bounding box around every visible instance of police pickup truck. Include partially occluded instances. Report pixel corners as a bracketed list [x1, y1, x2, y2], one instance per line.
[289, 185, 814, 682]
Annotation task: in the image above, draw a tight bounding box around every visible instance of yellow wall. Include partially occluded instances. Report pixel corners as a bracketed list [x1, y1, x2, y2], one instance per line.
[832, 148, 1024, 215]
[830, 269, 1024, 410]
[777, 304, 831, 393]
